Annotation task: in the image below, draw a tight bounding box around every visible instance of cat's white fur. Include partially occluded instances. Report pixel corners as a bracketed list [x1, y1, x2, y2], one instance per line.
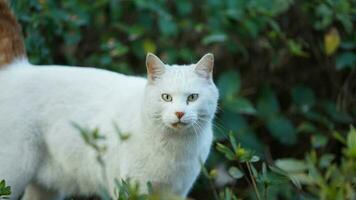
[0, 54, 218, 200]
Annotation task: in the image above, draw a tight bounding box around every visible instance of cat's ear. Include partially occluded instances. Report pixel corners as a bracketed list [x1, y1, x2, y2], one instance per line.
[146, 53, 166, 83]
[195, 53, 214, 79]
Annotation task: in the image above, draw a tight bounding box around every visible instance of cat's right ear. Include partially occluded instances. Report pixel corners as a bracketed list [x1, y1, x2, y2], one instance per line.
[146, 53, 166, 84]
[195, 53, 214, 80]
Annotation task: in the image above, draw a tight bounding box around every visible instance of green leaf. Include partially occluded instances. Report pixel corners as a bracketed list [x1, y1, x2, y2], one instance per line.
[336, 52, 356, 70]
[216, 143, 235, 160]
[257, 86, 280, 118]
[346, 126, 356, 158]
[336, 12, 353, 34]
[228, 167, 244, 179]
[275, 159, 307, 173]
[347, 126, 356, 149]
[266, 115, 297, 145]
[324, 28, 340, 56]
[220, 111, 248, 133]
[314, 4, 333, 30]
[297, 121, 318, 134]
[0, 180, 11, 197]
[175, 0, 192, 16]
[289, 173, 315, 185]
[234, 146, 260, 163]
[319, 154, 335, 168]
[332, 131, 346, 144]
[250, 155, 260, 163]
[224, 97, 256, 115]
[242, 19, 258, 38]
[146, 181, 154, 194]
[158, 16, 177, 36]
[236, 130, 265, 156]
[321, 101, 353, 123]
[291, 85, 315, 111]
[143, 40, 156, 54]
[218, 71, 241, 101]
[311, 134, 328, 148]
[287, 39, 309, 57]
[263, 171, 290, 186]
[228, 132, 238, 151]
[304, 111, 334, 129]
[202, 33, 227, 45]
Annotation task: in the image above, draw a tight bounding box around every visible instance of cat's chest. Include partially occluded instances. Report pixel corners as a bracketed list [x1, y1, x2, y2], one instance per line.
[122, 135, 199, 166]
[118, 133, 202, 190]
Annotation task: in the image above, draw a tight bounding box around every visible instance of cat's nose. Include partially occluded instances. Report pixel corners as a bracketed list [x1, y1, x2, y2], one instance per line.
[175, 112, 185, 119]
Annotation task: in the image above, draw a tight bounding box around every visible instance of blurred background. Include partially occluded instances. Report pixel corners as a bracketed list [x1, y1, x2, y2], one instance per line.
[10, 0, 356, 199]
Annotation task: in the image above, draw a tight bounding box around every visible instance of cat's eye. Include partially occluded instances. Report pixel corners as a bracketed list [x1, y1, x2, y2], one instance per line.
[161, 93, 173, 102]
[187, 94, 199, 103]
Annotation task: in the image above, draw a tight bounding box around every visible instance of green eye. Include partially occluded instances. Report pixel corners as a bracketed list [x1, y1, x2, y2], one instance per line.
[161, 93, 172, 102]
[187, 93, 199, 102]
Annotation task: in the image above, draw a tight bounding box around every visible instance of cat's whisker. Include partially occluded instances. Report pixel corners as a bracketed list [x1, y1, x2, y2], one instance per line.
[199, 117, 224, 128]
[194, 121, 204, 133]
[191, 122, 200, 138]
[195, 117, 226, 136]
[200, 114, 225, 128]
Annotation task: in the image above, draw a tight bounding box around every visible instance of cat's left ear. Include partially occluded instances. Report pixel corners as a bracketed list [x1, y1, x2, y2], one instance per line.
[195, 53, 214, 80]
[146, 53, 166, 83]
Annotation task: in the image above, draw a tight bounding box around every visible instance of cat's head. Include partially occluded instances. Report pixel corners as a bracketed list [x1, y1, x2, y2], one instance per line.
[144, 53, 219, 133]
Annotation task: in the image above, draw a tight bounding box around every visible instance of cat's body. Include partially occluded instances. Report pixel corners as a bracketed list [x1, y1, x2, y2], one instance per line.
[0, 1, 218, 200]
[0, 63, 215, 199]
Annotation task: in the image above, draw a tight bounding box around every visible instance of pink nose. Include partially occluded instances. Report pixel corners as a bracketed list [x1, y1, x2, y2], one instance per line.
[175, 112, 185, 119]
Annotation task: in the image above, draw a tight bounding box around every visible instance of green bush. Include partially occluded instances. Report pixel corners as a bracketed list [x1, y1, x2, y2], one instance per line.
[3, 0, 355, 199]
[212, 126, 356, 200]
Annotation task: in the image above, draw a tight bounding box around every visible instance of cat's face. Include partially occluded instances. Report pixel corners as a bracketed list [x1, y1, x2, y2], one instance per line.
[144, 53, 218, 132]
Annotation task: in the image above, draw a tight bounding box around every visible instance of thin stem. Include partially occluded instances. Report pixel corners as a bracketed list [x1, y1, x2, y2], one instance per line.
[207, 176, 219, 200]
[264, 183, 268, 200]
[246, 162, 261, 200]
[98, 154, 111, 196]
[238, 163, 253, 189]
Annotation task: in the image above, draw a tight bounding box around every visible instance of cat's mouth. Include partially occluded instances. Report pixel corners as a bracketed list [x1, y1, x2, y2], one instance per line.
[171, 122, 188, 128]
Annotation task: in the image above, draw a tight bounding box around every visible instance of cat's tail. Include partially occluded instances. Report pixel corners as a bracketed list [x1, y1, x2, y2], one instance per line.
[0, 0, 27, 68]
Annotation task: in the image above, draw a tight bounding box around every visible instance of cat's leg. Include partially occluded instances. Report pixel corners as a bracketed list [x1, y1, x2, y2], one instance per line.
[22, 183, 62, 200]
[0, 153, 38, 200]
[0, 138, 42, 200]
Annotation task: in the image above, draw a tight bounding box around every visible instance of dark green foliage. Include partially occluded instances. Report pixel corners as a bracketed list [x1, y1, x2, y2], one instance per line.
[5, 0, 356, 199]
[213, 127, 356, 200]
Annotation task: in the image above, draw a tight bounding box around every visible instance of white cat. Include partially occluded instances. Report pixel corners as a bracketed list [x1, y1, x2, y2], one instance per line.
[0, 1, 219, 200]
